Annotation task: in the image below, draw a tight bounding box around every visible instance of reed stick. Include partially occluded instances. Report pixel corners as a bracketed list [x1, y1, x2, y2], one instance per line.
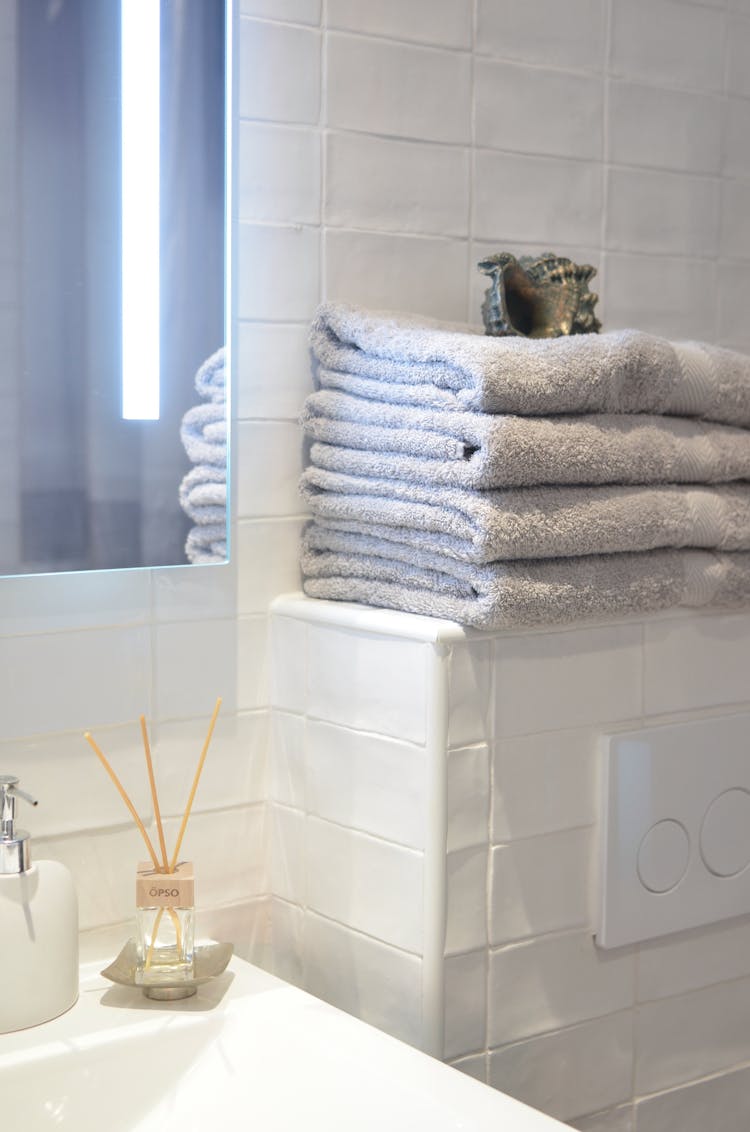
[84, 731, 161, 871]
[140, 715, 169, 873]
[168, 696, 222, 872]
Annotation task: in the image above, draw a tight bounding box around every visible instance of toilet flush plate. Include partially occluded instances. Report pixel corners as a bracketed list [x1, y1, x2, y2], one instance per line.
[597, 712, 750, 949]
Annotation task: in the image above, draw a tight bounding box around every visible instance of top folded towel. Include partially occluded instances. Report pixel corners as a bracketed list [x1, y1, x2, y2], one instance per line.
[310, 303, 750, 427]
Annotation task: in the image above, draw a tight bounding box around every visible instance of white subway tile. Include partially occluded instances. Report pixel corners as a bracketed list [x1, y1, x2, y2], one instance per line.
[489, 829, 593, 946]
[719, 262, 750, 346]
[635, 1065, 750, 1132]
[151, 563, 236, 624]
[610, 0, 725, 92]
[573, 1106, 633, 1132]
[325, 132, 470, 238]
[306, 624, 429, 742]
[606, 168, 719, 257]
[240, 0, 321, 25]
[304, 910, 423, 1047]
[239, 122, 320, 225]
[269, 613, 307, 713]
[307, 720, 428, 849]
[238, 223, 320, 322]
[635, 977, 750, 1094]
[724, 97, 750, 180]
[325, 228, 469, 322]
[721, 180, 750, 260]
[637, 916, 750, 1003]
[489, 1013, 633, 1124]
[643, 611, 750, 715]
[493, 624, 642, 738]
[237, 321, 314, 421]
[327, 0, 472, 49]
[493, 729, 598, 842]
[445, 845, 488, 955]
[727, 14, 750, 99]
[327, 34, 471, 144]
[235, 420, 305, 519]
[153, 619, 236, 721]
[239, 18, 321, 123]
[268, 897, 305, 987]
[267, 803, 306, 904]
[8, 725, 151, 838]
[488, 930, 636, 1045]
[475, 59, 603, 160]
[269, 710, 306, 808]
[604, 253, 717, 341]
[151, 710, 268, 815]
[447, 639, 493, 747]
[447, 744, 491, 852]
[162, 804, 267, 906]
[609, 82, 722, 174]
[0, 626, 151, 739]
[0, 569, 150, 636]
[237, 615, 270, 711]
[444, 950, 488, 1060]
[237, 518, 305, 614]
[473, 151, 603, 247]
[475, 0, 605, 71]
[306, 817, 424, 953]
[205, 898, 270, 967]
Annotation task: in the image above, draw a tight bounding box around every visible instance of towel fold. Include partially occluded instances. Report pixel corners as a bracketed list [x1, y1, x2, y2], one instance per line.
[185, 523, 227, 565]
[179, 465, 227, 525]
[311, 303, 750, 426]
[301, 523, 750, 630]
[195, 346, 227, 403]
[180, 402, 228, 467]
[302, 390, 750, 489]
[301, 465, 750, 562]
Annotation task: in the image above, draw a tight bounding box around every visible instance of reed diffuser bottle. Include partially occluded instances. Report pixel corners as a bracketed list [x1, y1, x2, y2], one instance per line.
[85, 698, 221, 999]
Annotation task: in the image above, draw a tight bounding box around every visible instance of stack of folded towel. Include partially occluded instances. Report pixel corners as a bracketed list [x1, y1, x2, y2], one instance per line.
[299, 303, 750, 630]
[179, 346, 228, 564]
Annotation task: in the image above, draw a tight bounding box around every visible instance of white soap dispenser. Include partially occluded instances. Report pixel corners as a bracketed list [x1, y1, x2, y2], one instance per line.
[0, 775, 79, 1033]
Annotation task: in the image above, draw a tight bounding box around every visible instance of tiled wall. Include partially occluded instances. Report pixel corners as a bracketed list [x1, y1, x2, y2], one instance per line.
[269, 595, 750, 1132]
[1, 1, 750, 1120]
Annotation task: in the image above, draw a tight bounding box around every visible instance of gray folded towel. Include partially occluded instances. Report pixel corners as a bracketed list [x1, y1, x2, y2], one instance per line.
[301, 523, 750, 630]
[300, 465, 750, 563]
[179, 465, 227, 525]
[311, 303, 750, 426]
[185, 523, 227, 565]
[302, 390, 750, 489]
[180, 401, 228, 467]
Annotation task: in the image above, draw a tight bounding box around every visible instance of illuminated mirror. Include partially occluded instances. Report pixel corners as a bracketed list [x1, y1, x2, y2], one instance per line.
[0, 0, 229, 575]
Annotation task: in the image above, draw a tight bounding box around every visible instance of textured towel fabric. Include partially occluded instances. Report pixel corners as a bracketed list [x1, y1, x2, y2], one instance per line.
[180, 402, 227, 467]
[195, 346, 227, 403]
[301, 390, 750, 489]
[300, 466, 750, 562]
[185, 523, 227, 565]
[301, 523, 750, 630]
[179, 465, 227, 525]
[311, 303, 750, 426]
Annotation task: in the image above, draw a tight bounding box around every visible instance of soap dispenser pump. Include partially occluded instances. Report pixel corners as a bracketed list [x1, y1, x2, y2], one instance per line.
[0, 775, 79, 1033]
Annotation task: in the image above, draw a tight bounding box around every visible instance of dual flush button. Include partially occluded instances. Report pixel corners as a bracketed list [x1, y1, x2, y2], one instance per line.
[637, 788, 750, 893]
[598, 714, 750, 949]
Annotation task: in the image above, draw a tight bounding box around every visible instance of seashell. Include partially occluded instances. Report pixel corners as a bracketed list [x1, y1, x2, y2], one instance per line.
[478, 251, 601, 338]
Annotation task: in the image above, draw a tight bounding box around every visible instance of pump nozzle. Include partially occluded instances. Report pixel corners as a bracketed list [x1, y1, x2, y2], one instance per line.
[0, 775, 36, 874]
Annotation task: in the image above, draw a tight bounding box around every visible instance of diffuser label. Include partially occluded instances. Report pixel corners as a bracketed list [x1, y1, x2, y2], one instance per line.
[136, 861, 195, 908]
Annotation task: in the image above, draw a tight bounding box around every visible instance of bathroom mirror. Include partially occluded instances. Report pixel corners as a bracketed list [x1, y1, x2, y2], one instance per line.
[0, 0, 229, 576]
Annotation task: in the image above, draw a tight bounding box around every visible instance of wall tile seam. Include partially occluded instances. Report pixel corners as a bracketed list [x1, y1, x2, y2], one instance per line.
[321, 218, 472, 243]
[472, 48, 605, 80]
[447, 740, 491, 755]
[300, 713, 430, 749]
[488, 822, 597, 850]
[486, 925, 627, 956]
[0, 619, 152, 642]
[239, 14, 322, 32]
[607, 69, 727, 99]
[238, 317, 310, 327]
[323, 123, 472, 153]
[36, 800, 267, 844]
[302, 904, 427, 961]
[325, 27, 473, 60]
[606, 161, 725, 184]
[239, 218, 321, 233]
[632, 965, 750, 1008]
[632, 1056, 750, 1105]
[306, 810, 428, 855]
[484, 1006, 636, 1056]
[238, 112, 322, 128]
[602, 247, 721, 265]
[486, 919, 596, 953]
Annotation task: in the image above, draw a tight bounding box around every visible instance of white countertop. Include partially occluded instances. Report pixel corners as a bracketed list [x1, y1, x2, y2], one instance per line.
[1, 952, 568, 1130]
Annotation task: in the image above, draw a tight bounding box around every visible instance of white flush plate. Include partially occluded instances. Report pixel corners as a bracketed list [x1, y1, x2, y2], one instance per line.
[598, 713, 750, 949]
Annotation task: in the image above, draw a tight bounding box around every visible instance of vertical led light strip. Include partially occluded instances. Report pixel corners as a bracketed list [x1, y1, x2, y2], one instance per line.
[121, 0, 160, 420]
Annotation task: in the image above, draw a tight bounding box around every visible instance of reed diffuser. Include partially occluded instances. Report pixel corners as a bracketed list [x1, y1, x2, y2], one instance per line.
[85, 697, 221, 993]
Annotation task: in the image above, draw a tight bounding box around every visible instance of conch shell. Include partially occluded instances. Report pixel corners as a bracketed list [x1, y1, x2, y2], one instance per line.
[478, 251, 601, 338]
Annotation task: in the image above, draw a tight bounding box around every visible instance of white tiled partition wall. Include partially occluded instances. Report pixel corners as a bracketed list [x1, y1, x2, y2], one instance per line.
[269, 595, 750, 1132]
